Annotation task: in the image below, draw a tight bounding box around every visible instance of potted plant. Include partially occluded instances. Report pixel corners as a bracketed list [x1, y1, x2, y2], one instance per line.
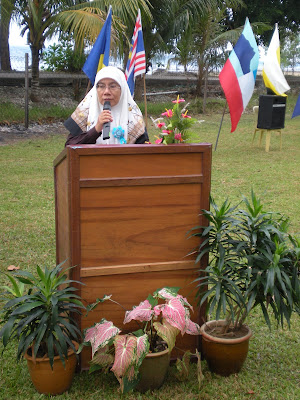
[80, 286, 201, 393]
[0, 262, 85, 395]
[190, 190, 300, 376]
[152, 96, 197, 144]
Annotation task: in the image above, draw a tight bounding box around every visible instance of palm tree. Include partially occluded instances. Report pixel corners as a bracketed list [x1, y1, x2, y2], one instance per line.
[7, 0, 150, 101]
[10, 0, 79, 101]
[0, 0, 15, 70]
[56, 0, 152, 63]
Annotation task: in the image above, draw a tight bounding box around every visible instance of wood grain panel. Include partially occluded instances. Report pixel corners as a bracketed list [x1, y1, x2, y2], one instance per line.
[54, 144, 212, 370]
[79, 152, 203, 179]
[54, 156, 71, 273]
[80, 260, 196, 277]
[80, 183, 201, 267]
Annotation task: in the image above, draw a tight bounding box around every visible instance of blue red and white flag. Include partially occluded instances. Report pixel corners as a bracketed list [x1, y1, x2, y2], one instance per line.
[292, 93, 300, 119]
[82, 5, 112, 84]
[125, 9, 146, 96]
[219, 18, 259, 132]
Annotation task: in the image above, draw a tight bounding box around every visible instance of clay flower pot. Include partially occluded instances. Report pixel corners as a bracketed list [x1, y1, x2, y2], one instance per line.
[136, 347, 170, 393]
[24, 341, 79, 395]
[200, 320, 252, 376]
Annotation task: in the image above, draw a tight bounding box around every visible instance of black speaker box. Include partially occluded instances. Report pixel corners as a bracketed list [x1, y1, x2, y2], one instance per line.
[257, 95, 286, 129]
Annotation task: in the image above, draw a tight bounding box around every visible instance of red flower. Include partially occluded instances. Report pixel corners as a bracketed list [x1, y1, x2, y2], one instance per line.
[162, 129, 173, 135]
[172, 95, 185, 104]
[174, 133, 183, 141]
[155, 138, 163, 144]
[157, 122, 165, 128]
[161, 109, 173, 118]
[182, 110, 191, 119]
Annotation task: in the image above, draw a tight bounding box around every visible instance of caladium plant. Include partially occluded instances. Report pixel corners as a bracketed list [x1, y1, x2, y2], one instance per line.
[81, 287, 201, 393]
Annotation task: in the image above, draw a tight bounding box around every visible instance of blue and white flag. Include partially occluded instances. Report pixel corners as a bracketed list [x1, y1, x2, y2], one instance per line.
[82, 5, 112, 84]
[125, 9, 146, 96]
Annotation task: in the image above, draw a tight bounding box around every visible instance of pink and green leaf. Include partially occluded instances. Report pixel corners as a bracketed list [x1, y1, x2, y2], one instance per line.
[91, 345, 114, 370]
[111, 335, 137, 380]
[84, 319, 120, 357]
[153, 320, 179, 352]
[155, 287, 180, 300]
[160, 297, 188, 334]
[135, 334, 150, 369]
[123, 299, 153, 324]
[185, 318, 201, 335]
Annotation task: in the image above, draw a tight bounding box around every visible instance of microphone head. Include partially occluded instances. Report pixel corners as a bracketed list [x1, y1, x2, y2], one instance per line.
[103, 101, 111, 110]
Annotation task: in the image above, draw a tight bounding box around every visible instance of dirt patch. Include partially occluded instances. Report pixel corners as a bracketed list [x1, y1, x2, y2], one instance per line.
[204, 324, 249, 339]
[0, 122, 68, 146]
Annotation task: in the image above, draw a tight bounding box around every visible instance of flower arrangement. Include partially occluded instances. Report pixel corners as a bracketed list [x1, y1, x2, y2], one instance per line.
[154, 96, 197, 144]
[81, 287, 201, 393]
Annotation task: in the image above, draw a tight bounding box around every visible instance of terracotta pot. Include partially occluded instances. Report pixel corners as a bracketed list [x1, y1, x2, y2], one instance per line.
[136, 347, 170, 393]
[24, 341, 78, 395]
[200, 320, 252, 376]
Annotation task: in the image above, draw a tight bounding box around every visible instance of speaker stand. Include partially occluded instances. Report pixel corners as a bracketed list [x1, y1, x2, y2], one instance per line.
[252, 128, 282, 152]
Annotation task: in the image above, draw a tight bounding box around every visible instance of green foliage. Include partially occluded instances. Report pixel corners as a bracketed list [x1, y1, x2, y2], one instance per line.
[82, 287, 200, 393]
[0, 102, 75, 124]
[0, 102, 25, 123]
[191, 191, 300, 332]
[154, 97, 197, 144]
[0, 263, 85, 368]
[41, 40, 87, 73]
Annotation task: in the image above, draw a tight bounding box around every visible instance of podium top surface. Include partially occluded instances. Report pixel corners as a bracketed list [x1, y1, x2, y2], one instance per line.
[53, 143, 212, 167]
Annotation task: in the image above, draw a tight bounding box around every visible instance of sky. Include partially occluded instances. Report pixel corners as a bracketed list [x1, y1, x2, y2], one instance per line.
[9, 21, 56, 46]
[9, 22, 28, 46]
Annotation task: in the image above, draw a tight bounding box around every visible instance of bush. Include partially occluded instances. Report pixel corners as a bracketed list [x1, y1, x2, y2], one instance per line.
[42, 39, 87, 73]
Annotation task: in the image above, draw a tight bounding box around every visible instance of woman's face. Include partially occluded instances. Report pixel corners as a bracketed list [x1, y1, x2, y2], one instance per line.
[96, 78, 121, 107]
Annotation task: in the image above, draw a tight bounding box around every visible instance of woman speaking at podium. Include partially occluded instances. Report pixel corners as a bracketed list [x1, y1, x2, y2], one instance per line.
[64, 66, 148, 146]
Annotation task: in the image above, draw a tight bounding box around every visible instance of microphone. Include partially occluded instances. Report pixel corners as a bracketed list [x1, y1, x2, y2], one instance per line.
[102, 101, 111, 140]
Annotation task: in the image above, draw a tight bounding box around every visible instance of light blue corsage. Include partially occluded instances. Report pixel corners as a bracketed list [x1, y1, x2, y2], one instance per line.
[112, 126, 126, 144]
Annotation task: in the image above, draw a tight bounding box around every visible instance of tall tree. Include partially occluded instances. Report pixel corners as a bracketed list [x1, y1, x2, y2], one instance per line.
[0, 0, 14, 70]
[11, 0, 78, 101]
[281, 32, 300, 74]
[226, 0, 300, 45]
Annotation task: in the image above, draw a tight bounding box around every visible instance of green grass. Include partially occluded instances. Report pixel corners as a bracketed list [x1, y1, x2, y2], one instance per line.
[0, 102, 75, 124]
[0, 94, 299, 399]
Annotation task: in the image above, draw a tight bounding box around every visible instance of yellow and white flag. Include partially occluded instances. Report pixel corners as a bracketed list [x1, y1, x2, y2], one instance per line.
[262, 24, 290, 96]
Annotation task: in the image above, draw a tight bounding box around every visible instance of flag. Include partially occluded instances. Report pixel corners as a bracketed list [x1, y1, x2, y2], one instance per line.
[262, 24, 290, 96]
[219, 18, 259, 132]
[292, 94, 300, 119]
[82, 5, 112, 84]
[125, 9, 146, 96]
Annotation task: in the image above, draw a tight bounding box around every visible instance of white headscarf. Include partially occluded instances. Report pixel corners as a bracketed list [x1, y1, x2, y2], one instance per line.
[67, 66, 145, 144]
[86, 66, 144, 144]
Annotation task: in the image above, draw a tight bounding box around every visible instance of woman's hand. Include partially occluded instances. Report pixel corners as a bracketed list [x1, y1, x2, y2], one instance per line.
[95, 110, 113, 133]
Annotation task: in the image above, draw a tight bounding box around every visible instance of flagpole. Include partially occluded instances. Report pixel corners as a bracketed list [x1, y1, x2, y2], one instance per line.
[85, 80, 91, 96]
[143, 74, 148, 131]
[215, 102, 227, 151]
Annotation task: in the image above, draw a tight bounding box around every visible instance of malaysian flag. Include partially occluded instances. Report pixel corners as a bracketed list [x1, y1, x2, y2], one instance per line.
[125, 9, 146, 96]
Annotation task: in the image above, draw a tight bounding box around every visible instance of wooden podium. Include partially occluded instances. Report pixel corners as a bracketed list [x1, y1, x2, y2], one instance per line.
[53, 144, 212, 369]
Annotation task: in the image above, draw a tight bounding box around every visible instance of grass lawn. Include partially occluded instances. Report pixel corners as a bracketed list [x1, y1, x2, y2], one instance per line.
[0, 94, 299, 399]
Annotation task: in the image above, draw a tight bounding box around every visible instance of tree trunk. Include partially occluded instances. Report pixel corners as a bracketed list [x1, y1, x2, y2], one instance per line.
[0, 18, 12, 71]
[203, 66, 208, 113]
[134, 75, 143, 102]
[30, 45, 40, 102]
[196, 58, 205, 97]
